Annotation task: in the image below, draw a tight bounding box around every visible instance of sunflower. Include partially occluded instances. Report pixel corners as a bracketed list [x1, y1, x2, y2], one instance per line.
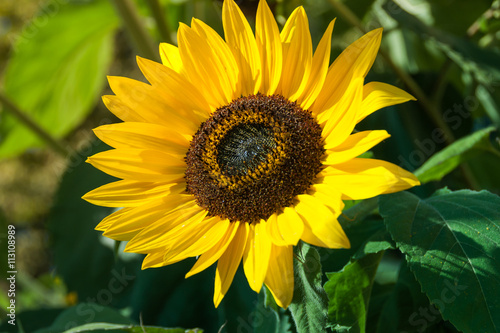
[83, 0, 419, 308]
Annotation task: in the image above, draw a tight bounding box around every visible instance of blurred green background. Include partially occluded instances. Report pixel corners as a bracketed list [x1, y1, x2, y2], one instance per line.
[0, 0, 499, 332]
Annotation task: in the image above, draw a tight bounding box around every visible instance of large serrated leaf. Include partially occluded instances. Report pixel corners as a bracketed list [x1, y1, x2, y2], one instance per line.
[414, 126, 497, 184]
[289, 243, 328, 333]
[0, 0, 118, 158]
[324, 252, 384, 333]
[379, 190, 500, 333]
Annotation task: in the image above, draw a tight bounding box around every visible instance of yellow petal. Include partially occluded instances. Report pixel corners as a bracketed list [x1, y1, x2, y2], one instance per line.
[186, 220, 240, 278]
[86, 148, 185, 182]
[95, 207, 133, 232]
[319, 158, 420, 200]
[267, 208, 304, 246]
[142, 251, 166, 269]
[124, 204, 206, 253]
[222, 0, 261, 95]
[162, 217, 230, 265]
[214, 223, 249, 307]
[107, 76, 198, 134]
[308, 183, 344, 213]
[266, 213, 288, 246]
[255, 0, 282, 95]
[243, 220, 272, 292]
[313, 28, 383, 114]
[264, 245, 294, 308]
[83, 180, 178, 208]
[278, 207, 304, 246]
[136, 56, 210, 123]
[102, 95, 146, 123]
[159, 43, 182, 72]
[103, 194, 193, 238]
[323, 130, 390, 165]
[93, 122, 189, 156]
[278, 7, 312, 101]
[177, 23, 234, 109]
[299, 19, 335, 110]
[357, 81, 416, 123]
[191, 18, 241, 100]
[322, 78, 364, 149]
[295, 194, 350, 249]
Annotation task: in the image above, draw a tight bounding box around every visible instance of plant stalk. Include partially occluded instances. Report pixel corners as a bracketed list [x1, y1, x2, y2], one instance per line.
[0, 93, 72, 157]
[110, 0, 160, 61]
[145, 0, 173, 44]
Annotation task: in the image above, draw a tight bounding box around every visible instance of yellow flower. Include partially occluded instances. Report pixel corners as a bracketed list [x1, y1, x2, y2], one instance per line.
[83, 0, 419, 308]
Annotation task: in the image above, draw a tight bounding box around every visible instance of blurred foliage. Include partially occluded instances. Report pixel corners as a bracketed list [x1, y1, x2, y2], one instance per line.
[0, 0, 499, 332]
[1, 0, 118, 158]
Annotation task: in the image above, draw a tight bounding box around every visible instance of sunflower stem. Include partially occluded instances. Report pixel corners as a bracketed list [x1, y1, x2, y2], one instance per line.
[430, 58, 453, 106]
[327, 0, 455, 144]
[145, 0, 173, 44]
[326, 0, 365, 32]
[110, 0, 160, 62]
[0, 92, 72, 157]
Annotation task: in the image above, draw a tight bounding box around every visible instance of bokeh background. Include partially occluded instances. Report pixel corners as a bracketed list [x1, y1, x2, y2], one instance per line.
[0, 0, 499, 332]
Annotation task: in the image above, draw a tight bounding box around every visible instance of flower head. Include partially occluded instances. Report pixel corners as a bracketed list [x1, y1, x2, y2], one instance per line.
[83, 0, 419, 308]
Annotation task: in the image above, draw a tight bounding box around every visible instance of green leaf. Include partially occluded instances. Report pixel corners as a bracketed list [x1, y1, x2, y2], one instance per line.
[61, 323, 202, 333]
[476, 85, 500, 127]
[289, 243, 328, 333]
[351, 226, 395, 262]
[324, 252, 384, 333]
[414, 126, 497, 184]
[340, 199, 396, 261]
[379, 190, 500, 333]
[34, 303, 134, 333]
[321, 202, 395, 273]
[0, 0, 118, 158]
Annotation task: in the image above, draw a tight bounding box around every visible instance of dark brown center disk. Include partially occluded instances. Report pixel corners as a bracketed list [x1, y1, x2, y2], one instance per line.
[184, 94, 324, 224]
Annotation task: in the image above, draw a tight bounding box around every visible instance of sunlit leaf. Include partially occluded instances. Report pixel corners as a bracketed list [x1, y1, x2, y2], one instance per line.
[0, 0, 118, 158]
[414, 126, 497, 184]
[325, 252, 384, 333]
[475, 85, 500, 127]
